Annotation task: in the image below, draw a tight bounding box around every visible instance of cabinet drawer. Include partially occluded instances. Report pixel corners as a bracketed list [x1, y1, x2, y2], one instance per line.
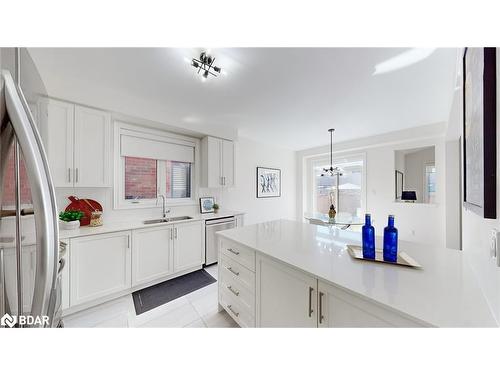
[220, 239, 255, 272]
[220, 254, 255, 291]
[219, 269, 255, 313]
[219, 287, 255, 328]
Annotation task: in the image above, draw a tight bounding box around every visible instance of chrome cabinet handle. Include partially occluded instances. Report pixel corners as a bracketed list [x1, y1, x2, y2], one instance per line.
[227, 266, 239, 276]
[308, 287, 314, 317]
[227, 304, 239, 317]
[68, 168, 71, 183]
[227, 285, 240, 296]
[170, 228, 173, 241]
[319, 291, 325, 324]
[223, 176, 226, 185]
[227, 248, 240, 255]
[58, 258, 66, 274]
[174, 228, 178, 239]
[75, 168, 79, 183]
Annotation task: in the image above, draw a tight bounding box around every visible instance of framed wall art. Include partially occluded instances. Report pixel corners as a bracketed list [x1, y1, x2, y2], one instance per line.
[256, 167, 281, 198]
[463, 47, 497, 219]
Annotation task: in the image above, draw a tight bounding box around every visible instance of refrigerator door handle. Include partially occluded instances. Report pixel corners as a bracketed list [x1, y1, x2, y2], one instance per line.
[0, 248, 5, 317]
[3, 70, 59, 327]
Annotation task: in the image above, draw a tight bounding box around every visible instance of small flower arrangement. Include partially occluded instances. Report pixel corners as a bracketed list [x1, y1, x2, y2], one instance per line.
[212, 203, 219, 213]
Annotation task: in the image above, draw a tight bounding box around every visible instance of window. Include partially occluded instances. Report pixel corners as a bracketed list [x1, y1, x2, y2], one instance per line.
[309, 154, 365, 219]
[166, 161, 191, 198]
[124, 156, 157, 200]
[116, 123, 197, 208]
[124, 157, 192, 202]
[424, 164, 436, 204]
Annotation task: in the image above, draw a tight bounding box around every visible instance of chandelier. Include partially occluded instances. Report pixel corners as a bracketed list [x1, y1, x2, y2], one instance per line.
[321, 128, 343, 177]
[191, 51, 222, 80]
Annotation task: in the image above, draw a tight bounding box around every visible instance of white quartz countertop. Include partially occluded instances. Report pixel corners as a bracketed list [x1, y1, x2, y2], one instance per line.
[59, 210, 244, 240]
[217, 219, 498, 327]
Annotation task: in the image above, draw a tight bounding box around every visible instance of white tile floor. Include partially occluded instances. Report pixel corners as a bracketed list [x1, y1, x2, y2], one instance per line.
[63, 265, 239, 328]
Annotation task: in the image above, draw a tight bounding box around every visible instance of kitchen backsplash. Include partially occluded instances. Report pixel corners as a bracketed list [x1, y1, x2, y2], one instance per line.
[55, 187, 225, 223]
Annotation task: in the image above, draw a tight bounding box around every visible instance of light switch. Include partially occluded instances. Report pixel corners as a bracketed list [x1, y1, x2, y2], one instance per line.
[490, 229, 497, 258]
[497, 230, 500, 267]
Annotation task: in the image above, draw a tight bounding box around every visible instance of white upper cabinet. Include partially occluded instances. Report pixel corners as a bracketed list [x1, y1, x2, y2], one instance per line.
[201, 136, 235, 188]
[40, 99, 74, 187]
[73, 105, 111, 187]
[40, 98, 111, 188]
[221, 139, 235, 187]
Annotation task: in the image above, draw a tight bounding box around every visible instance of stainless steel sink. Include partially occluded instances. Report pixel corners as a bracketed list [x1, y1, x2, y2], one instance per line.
[168, 216, 193, 222]
[143, 216, 193, 225]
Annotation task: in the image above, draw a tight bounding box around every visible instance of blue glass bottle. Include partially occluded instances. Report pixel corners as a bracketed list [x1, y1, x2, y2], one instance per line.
[362, 214, 375, 259]
[383, 215, 398, 262]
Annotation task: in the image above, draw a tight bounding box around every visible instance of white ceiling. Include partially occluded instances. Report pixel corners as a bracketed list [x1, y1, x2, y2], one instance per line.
[29, 48, 458, 150]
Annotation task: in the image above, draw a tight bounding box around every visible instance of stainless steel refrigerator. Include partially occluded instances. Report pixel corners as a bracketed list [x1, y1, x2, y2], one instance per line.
[0, 48, 61, 328]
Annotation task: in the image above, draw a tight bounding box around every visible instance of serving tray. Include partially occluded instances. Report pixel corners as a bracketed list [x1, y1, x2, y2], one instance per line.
[346, 244, 422, 268]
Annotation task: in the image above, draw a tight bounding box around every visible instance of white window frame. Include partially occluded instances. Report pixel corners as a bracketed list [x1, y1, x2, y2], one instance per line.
[113, 121, 200, 210]
[305, 152, 367, 217]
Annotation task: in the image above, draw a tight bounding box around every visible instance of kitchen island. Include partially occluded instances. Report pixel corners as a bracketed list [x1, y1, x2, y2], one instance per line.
[216, 219, 497, 327]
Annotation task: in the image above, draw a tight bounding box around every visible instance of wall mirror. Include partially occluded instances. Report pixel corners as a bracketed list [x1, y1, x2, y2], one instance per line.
[394, 146, 436, 204]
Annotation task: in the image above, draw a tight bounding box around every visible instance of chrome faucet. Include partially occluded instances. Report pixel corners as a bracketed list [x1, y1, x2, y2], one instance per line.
[157, 194, 170, 219]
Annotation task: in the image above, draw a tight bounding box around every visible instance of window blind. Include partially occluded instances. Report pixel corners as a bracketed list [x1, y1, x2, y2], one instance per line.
[171, 162, 190, 198]
[121, 134, 194, 163]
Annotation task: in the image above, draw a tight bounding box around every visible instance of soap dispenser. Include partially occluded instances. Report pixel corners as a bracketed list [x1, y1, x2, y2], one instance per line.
[383, 215, 398, 262]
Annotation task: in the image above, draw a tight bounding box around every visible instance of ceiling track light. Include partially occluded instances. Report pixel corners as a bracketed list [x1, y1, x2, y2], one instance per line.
[191, 51, 222, 79]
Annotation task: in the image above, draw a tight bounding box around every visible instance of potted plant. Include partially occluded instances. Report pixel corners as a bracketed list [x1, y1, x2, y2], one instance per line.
[59, 210, 84, 230]
[212, 203, 219, 213]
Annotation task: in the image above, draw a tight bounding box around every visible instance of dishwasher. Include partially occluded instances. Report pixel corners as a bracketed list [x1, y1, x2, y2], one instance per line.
[205, 216, 236, 265]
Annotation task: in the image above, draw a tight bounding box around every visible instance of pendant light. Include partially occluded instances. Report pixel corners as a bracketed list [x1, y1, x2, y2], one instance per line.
[321, 128, 343, 177]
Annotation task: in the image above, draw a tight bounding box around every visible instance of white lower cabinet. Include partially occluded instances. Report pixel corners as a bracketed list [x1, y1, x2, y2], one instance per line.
[132, 226, 173, 286]
[252, 253, 426, 328]
[70, 231, 132, 307]
[218, 239, 256, 327]
[317, 281, 425, 327]
[173, 221, 204, 273]
[256, 254, 317, 327]
[65, 221, 205, 313]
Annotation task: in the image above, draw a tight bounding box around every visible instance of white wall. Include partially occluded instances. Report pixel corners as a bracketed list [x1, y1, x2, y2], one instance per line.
[455, 48, 500, 324]
[214, 137, 297, 225]
[297, 123, 448, 247]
